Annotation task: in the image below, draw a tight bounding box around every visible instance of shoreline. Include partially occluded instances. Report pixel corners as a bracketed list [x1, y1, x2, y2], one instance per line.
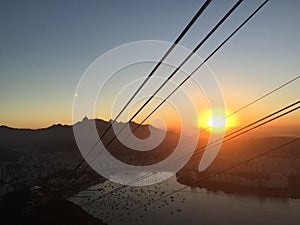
[64, 175, 107, 198]
[63, 175, 108, 224]
[177, 176, 300, 200]
[29, 196, 107, 225]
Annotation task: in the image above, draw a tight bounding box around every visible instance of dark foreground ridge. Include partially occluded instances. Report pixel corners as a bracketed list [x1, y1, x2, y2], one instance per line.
[29, 196, 106, 225]
[0, 188, 107, 225]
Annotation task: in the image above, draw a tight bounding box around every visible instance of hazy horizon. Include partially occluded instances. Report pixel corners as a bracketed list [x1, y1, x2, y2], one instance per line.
[1, 0, 299, 131]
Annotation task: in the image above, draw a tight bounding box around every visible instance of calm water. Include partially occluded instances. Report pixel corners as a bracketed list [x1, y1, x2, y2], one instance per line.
[69, 174, 300, 225]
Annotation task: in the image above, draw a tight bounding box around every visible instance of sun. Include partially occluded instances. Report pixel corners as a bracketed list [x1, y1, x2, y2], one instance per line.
[198, 108, 237, 133]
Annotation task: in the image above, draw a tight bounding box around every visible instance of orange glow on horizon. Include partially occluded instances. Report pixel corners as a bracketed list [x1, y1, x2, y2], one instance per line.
[198, 108, 238, 133]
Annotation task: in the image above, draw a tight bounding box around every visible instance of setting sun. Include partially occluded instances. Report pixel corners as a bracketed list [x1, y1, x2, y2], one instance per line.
[198, 109, 238, 133]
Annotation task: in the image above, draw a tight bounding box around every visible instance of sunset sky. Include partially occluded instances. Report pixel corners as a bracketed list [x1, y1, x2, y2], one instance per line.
[1, 0, 299, 135]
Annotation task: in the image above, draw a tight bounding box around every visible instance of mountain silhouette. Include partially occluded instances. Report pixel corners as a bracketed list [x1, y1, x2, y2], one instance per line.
[0, 118, 180, 166]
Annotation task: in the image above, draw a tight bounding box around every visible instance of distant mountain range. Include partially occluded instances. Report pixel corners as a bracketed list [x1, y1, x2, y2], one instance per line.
[1, 118, 299, 196]
[0, 118, 179, 165]
[1, 118, 299, 167]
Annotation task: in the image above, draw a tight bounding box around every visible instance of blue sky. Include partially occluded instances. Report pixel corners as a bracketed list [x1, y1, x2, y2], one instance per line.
[0, 0, 299, 129]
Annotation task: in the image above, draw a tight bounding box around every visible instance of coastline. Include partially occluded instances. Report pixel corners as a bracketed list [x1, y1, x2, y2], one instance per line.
[29, 195, 107, 225]
[64, 174, 107, 198]
[177, 175, 300, 200]
[0, 185, 108, 225]
[62, 175, 108, 224]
